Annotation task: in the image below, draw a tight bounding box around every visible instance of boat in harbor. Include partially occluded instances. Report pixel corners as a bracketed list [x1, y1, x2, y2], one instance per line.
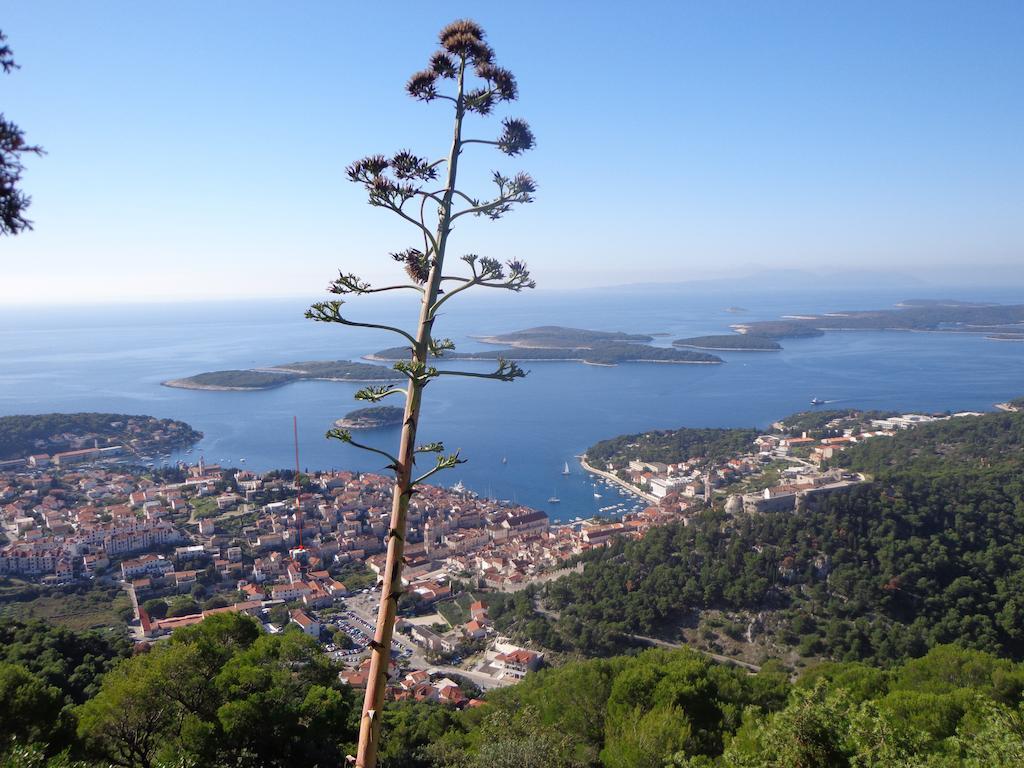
[561, 462, 570, 475]
[811, 397, 825, 405]
[594, 492, 602, 498]
[547, 492, 560, 504]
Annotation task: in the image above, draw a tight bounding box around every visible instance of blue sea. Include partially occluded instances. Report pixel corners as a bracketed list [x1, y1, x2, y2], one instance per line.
[2, 284, 1022, 521]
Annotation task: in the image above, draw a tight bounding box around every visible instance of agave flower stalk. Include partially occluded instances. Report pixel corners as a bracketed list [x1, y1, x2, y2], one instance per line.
[305, 20, 537, 768]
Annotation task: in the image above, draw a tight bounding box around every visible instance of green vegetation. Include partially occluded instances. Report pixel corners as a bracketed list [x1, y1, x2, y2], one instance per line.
[334, 562, 377, 593]
[475, 326, 654, 347]
[673, 335, 781, 351]
[0, 413, 201, 460]
[0, 29, 43, 237]
[164, 361, 398, 390]
[730, 321, 825, 339]
[436, 591, 481, 628]
[74, 614, 357, 767]
[587, 426, 759, 469]
[5, 608, 1024, 766]
[775, 409, 897, 436]
[0, 582, 133, 632]
[535, 411, 1024, 665]
[382, 644, 1024, 767]
[188, 495, 220, 520]
[0, 619, 129, 706]
[336, 406, 405, 429]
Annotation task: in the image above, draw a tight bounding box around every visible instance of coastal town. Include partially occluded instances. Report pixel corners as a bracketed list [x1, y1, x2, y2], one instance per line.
[0, 407, 987, 704]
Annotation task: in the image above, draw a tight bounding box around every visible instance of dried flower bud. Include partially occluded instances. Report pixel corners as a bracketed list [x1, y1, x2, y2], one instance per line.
[391, 248, 431, 284]
[464, 87, 494, 115]
[476, 63, 517, 101]
[391, 150, 438, 181]
[346, 154, 389, 182]
[430, 51, 457, 79]
[478, 256, 503, 277]
[440, 26, 493, 64]
[497, 118, 535, 156]
[511, 172, 537, 196]
[406, 69, 438, 101]
[439, 19, 486, 47]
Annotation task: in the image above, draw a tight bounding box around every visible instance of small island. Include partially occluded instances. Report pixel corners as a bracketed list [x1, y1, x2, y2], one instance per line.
[472, 325, 654, 348]
[0, 413, 202, 462]
[673, 334, 781, 351]
[334, 406, 405, 430]
[163, 360, 399, 391]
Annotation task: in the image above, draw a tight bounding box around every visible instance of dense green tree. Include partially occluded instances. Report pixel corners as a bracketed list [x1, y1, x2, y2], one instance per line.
[141, 599, 168, 620]
[427, 708, 581, 768]
[376, 702, 459, 768]
[0, 664, 70, 750]
[0, 619, 128, 705]
[165, 596, 199, 618]
[721, 681, 929, 768]
[75, 614, 357, 767]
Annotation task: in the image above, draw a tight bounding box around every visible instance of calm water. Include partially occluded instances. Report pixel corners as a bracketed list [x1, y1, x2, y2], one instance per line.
[2, 285, 1022, 520]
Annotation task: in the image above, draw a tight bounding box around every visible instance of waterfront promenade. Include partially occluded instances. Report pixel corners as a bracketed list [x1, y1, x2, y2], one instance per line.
[579, 456, 659, 504]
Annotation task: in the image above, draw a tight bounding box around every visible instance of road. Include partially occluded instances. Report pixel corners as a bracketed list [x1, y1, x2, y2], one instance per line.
[629, 633, 762, 672]
[536, 604, 761, 673]
[429, 664, 514, 690]
[344, 593, 515, 689]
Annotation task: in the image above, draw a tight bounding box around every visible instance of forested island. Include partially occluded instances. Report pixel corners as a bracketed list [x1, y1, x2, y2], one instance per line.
[473, 325, 654, 347]
[334, 406, 405, 429]
[371, 325, 724, 365]
[673, 334, 782, 351]
[369, 343, 722, 366]
[163, 360, 399, 391]
[0, 413, 201, 461]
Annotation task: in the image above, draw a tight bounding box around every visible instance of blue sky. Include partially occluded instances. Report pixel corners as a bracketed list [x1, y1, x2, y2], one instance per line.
[2, 1, 1022, 303]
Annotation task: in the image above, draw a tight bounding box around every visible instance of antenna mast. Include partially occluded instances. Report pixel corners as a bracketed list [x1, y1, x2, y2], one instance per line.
[293, 416, 303, 550]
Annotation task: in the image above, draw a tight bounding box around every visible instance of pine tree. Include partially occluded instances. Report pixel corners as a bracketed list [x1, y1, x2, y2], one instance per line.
[0, 30, 44, 236]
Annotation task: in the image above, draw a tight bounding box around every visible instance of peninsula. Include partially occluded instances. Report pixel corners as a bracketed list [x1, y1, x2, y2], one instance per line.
[732, 300, 1024, 339]
[0, 413, 201, 463]
[334, 406, 405, 430]
[163, 360, 399, 391]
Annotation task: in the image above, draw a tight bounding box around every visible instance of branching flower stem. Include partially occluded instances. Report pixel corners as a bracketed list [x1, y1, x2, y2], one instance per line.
[321, 21, 537, 767]
[354, 50, 468, 768]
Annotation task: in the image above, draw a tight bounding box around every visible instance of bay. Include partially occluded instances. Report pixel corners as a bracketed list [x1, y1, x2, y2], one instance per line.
[1, 284, 1022, 521]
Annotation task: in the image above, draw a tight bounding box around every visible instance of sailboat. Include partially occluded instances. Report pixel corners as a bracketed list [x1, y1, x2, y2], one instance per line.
[547, 490, 560, 504]
[561, 461, 570, 476]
